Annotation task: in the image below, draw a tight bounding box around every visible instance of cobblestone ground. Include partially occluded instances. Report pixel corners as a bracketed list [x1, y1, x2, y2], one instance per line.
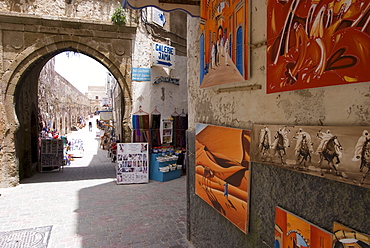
[0, 117, 192, 248]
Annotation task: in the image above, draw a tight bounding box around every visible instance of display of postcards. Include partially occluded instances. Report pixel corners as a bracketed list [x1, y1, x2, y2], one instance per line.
[163, 130, 172, 136]
[69, 139, 84, 151]
[127, 161, 133, 167]
[117, 143, 148, 154]
[51, 140, 58, 153]
[116, 143, 149, 184]
[116, 174, 123, 183]
[117, 154, 124, 162]
[116, 165, 124, 174]
[116, 173, 136, 184]
[58, 141, 63, 149]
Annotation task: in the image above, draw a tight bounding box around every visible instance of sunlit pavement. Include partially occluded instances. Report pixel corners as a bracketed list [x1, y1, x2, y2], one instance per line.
[0, 117, 192, 248]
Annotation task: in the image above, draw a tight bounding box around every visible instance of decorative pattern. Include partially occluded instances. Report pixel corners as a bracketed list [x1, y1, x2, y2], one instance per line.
[0, 226, 52, 248]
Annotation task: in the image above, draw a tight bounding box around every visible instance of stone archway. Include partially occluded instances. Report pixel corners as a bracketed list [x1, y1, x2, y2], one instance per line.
[0, 14, 136, 187]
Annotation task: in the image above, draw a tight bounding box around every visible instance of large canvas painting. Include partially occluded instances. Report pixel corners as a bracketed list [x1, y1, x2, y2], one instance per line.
[199, 0, 250, 88]
[251, 124, 370, 188]
[275, 207, 333, 248]
[333, 222, 370, 247]
[195, 124, 251, 233]
[267, 0, 370, 94]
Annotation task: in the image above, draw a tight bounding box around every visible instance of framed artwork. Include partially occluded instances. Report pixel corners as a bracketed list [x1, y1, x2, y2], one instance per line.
[267, 0, 370, 94]
[275, 207, 333, 248]
[195, 124, 251, 233]
[251, 124, 370, 189]
[199, 0, 250, 88]
[333, 222, 370, 247]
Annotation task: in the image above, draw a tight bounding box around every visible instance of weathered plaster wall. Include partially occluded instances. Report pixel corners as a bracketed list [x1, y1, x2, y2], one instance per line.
[0, 0, 122, 22]
[186, 1, 370, 247]
[188, 2, 370, 129]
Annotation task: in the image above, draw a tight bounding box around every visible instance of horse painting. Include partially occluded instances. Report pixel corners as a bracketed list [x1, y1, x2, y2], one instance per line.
[272, 131, 288, 164]
[259, 129, 271, 160]
[360, 139, 370, 185]
[318, 136, 343, 176]
[295, 134, 312, 170]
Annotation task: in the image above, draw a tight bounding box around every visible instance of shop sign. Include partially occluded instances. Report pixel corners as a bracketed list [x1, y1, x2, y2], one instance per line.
[132, 68, 151, 81]
[152, 8, 166, 27]
[152, 42, 176, 69]
[153, 76, 179, 86]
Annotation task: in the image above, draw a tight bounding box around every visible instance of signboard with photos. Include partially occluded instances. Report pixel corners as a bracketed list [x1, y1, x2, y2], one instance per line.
[116, 143, 149, 184]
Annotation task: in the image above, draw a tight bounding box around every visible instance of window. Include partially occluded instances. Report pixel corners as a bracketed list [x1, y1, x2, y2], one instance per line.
[95, 96, 99, 100]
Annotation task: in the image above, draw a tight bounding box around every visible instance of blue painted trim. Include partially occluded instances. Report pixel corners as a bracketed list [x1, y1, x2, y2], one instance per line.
[122, 0, 200, 17]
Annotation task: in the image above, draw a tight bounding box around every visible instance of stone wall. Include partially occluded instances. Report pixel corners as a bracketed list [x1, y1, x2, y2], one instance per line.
[0, 4, 136, 186]
[0, 0, 122, 22]
[39, 57, 90, 136]
[186, 1, 370, 247]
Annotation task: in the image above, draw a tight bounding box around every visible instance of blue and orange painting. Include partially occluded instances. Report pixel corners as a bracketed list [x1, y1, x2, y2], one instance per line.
[199, 0, 250, 88]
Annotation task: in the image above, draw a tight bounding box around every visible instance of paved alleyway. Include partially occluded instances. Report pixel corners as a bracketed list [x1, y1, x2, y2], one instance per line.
[0, 117, 192, 248]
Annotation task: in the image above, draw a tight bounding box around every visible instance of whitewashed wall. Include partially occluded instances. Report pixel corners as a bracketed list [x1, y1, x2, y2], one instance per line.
[131, 8, 188, 124]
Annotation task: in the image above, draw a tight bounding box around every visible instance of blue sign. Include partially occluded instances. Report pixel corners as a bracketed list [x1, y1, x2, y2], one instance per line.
[132, 68, 151, 81]
[152, 42, 176, 69]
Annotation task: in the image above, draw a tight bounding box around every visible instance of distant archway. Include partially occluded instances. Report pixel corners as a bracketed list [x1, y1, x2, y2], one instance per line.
[3, 36, 133, 184]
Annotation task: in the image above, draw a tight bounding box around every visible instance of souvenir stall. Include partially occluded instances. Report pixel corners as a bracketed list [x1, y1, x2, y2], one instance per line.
[149, 108, 186, 182]
[124, 106, 187, 182]
[150, 107, 161, 148]
[172, 109, 188, 149]
[131, 106, 150, 143]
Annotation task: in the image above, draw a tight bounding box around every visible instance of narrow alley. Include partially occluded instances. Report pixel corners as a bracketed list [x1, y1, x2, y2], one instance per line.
[0, 117, 191, 248]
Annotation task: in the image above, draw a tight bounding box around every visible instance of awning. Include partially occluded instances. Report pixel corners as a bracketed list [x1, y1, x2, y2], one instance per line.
[122, 0, 200, 17]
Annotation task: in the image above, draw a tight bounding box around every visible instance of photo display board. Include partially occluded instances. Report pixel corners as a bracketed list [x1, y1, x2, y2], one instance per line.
[40, 139, 64, 171]
[116, 143, 149, 184]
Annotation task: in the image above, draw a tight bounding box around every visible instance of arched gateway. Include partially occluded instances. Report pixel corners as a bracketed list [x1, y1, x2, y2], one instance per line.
[0, 13, 136, 187]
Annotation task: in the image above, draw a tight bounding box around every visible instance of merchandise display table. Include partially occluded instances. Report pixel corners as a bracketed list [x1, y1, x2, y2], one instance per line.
[149, 153, 181, 182]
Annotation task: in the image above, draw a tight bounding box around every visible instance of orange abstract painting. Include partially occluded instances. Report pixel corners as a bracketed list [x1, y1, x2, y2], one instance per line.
[195, 124, 251, 233]
[267, 0, 370, 94]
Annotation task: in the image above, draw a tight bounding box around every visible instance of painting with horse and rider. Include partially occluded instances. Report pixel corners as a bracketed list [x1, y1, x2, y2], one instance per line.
[251, 124, 370, 189]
